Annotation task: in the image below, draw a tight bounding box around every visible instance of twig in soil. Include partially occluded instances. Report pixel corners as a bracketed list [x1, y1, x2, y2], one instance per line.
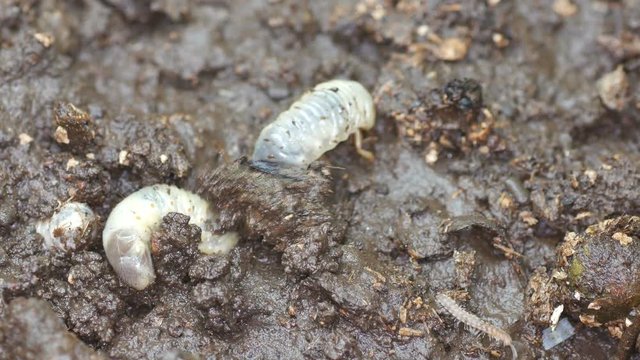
[435, 293, 517, 359]
[492, 242, 523, 258]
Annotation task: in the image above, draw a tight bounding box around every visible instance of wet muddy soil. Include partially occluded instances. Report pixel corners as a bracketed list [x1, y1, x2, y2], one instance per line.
[1, 0, 639, 359]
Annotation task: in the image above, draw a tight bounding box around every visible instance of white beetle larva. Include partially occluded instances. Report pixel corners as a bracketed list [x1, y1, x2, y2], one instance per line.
[252, 79, 376, 168]
[102, 184, 238, 290]
[36, 202, 97, 252]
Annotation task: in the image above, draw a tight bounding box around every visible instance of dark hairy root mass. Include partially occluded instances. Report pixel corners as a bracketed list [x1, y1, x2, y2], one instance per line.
[198, 158, 347, 275]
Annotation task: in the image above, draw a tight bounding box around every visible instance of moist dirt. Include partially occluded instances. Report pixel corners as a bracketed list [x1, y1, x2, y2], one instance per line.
[1, 1, 639, 359]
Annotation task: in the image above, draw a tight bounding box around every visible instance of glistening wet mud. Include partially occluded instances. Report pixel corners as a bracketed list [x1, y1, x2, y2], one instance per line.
[1, 0, 639, 359]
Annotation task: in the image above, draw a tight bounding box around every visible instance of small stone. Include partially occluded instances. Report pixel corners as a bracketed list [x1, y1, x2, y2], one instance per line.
[613, 232, 633, 246]
[416, 25, 430, 37]
[54, 127, 70, 144]
[499, 193, 514, 210]
[425, 148, 438, 164]
[33, 32, 55, 48]
[371, 6, 385, 20]
[434, 37, 469, 61]
[553, 0, 578, 17]
[160, 154, 168, 164]
[519, 211, 538, 226]
[118, 150, 130, 166]
[597, 66, 629, 111]
[584, 169, 597, 185]
[492, 32, 510, 48]
[267, 17, 285, 27]
[542, 318, 575, 350]
[66, 158, 79, 170]
[18, 133, 33, 145]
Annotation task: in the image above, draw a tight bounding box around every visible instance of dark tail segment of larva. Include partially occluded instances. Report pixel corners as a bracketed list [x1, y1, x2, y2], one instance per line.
[436, 293, 518, 360]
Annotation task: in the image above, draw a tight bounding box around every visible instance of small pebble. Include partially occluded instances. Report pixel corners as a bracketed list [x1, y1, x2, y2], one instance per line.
[542, 318, 575, 350]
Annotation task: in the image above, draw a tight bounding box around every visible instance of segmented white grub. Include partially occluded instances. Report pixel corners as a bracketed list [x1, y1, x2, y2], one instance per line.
[36, 202, 96, 252]
[252, 79, 376, 167]
[436, 293, 518, 360]
[102, 184, 238, 290]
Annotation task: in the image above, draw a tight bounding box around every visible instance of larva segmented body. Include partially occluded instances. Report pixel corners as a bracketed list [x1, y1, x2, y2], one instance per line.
[436, 293, 518, 359]
[36, 202, 97, 252]
[103, 184, 238, 290]
[252, 79, 375, 168]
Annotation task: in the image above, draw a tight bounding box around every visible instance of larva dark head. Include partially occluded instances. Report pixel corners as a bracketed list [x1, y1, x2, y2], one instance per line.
[248, 159, 281, 175]
[249, 159, 309, 181]
[104, 228, 155, 290]
[251, 135, 308, 169]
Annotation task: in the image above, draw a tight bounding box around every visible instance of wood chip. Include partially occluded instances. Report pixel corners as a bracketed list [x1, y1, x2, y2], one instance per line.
[398, 327, 424, 337]
[574, 211, 592, 220]
[399, 306, 408, 324]
[493, 243, 523, 258]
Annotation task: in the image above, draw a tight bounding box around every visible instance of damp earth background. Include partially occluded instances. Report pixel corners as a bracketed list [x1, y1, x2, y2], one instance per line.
[1, 1, 639, 359]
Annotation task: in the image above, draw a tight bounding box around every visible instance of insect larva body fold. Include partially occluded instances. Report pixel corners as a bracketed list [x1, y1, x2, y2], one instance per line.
[103, 184, 237, 290]
[252, 79, 375, 168]
[36, 202, 97, 252]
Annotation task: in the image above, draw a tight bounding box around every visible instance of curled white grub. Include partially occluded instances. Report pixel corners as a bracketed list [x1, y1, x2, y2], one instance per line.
[103, 184, 238, 290]
[36, 202, 97, 252]
[252, 79, 376, 168]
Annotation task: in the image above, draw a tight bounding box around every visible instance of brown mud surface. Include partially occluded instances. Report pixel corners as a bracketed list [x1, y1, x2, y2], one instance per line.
[1, 0, 639, 359]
